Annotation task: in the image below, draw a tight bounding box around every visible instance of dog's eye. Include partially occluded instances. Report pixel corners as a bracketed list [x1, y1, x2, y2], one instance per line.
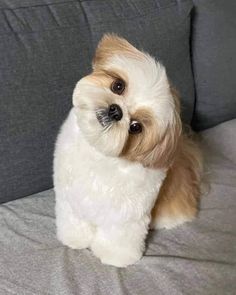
[111, 79, 125, 95]
[129, 120, 142, 134]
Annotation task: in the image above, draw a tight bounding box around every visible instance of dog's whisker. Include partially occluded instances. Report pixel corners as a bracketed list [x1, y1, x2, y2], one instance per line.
[103, 124, 113, 133]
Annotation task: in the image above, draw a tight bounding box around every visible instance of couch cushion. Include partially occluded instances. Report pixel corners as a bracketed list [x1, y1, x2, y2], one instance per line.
[191, 0, 236, 130]
[0, 119, 236, 295]
[0, 0, 194, 203]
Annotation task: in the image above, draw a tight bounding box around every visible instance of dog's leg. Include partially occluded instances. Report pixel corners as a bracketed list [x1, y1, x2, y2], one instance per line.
[151, 136, 202, 230]
[56, 199, 95, 249]
[90, 216, 149, 267]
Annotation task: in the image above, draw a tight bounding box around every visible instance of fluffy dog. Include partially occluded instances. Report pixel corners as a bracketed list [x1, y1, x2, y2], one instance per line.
[53, 34, 202, 267]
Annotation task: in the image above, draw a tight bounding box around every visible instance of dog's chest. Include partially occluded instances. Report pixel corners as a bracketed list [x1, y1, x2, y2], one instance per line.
[63, 140, 166, 224]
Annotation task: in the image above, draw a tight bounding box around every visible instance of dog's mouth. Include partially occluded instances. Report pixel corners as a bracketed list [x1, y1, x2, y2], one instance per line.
[96, 109, 112, 128]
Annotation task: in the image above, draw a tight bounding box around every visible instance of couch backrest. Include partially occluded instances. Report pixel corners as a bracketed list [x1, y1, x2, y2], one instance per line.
[0, 0, 194, 203]
[191, 0, 236, 130]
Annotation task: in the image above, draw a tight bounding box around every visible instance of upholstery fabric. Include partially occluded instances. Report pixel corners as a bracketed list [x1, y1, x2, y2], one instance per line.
[0, 119, 236, 295]
[0, 0, 194, 203]
[191, 0, 236, 130]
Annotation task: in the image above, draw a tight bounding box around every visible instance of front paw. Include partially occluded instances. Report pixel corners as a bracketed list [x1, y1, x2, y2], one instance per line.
[58, 233, 90, 250]
[91, 241, 143, 267]
[57, 221, 95, 250]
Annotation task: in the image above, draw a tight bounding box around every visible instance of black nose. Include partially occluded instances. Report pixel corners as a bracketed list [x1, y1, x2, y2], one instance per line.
[108, 104, 123, 121]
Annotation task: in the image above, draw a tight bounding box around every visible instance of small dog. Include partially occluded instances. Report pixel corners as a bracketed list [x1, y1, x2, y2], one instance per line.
[53, 34, 202, 267]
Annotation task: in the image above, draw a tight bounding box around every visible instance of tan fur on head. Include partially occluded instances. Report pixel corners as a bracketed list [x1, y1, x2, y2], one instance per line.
[121, 97, 182, 169]
[142, 107, 182, 168]
[121, 108, 159, 164]
[93, 34, 143, 70]
[84, 69, 128, 91]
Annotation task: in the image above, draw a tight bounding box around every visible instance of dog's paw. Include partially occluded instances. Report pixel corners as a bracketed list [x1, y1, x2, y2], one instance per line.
[91, 240, 142, 267]
[58, 234, 90, 250]
[57, 221, 95, 250]
[100, 249, 142, 267]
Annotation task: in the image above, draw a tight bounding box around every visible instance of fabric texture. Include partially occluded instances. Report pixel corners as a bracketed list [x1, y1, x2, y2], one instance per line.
[1, 119, 236, 295]
[0, 0, 194, 203]
[191, 0, 236, 130]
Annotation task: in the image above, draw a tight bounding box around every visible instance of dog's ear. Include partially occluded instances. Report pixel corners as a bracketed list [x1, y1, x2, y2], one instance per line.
[92, 34, 141, 70]
[145, 113, 182, 168]
[144, 87, 182, 168]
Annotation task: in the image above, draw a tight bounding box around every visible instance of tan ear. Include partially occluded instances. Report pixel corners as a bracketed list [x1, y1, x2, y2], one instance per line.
[147, 114, 182, 168]
[93, 34, 141, 70]
[144, 90, 182, 169]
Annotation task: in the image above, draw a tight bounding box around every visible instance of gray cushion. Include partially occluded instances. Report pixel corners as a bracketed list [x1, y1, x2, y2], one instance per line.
[191, 0, 236, 130]
[0, 0, 194, 203]
[1, 119, 236, 294]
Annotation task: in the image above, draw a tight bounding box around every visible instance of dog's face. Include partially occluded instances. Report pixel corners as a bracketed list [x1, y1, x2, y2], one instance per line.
[73, 34, 181, 168]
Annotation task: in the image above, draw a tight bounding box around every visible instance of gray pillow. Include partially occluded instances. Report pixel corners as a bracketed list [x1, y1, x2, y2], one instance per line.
[0, 0, 194, 203]
[191, 0, 236, 130]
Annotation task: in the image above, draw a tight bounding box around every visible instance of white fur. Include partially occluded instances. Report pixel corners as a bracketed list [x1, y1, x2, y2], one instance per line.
[54, 47, 176, 267]
[54, 110, 166, 267]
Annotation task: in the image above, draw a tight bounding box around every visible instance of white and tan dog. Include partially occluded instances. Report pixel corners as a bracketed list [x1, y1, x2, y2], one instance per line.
[53, 34, 202, 267]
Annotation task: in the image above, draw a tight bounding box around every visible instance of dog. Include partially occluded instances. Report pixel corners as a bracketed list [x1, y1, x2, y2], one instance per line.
[53, 34, 202, 267]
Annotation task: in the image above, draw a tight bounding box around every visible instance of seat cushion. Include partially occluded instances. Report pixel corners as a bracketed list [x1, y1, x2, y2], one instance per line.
[0, 0, 194, 203]
[191, 0, 236, 130]
[1, 119, 236, 295]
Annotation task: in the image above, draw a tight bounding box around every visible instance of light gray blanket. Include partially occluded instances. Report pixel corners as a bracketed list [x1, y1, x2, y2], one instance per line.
[1, 120, 236, 295]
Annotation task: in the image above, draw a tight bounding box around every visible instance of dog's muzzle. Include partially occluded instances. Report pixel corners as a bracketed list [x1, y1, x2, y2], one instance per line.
[96, 104, 123, 127]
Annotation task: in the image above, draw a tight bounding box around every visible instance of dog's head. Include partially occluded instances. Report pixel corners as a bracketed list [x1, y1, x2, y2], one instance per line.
[73, 34, 182, 168]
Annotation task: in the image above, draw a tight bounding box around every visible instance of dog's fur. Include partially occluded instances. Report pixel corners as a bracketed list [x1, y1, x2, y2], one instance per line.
[53, 34, 202, 267]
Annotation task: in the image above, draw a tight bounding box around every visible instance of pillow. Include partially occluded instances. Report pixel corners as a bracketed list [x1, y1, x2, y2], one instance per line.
[191, 0, 236, 130]
[0, 0, 194, 203]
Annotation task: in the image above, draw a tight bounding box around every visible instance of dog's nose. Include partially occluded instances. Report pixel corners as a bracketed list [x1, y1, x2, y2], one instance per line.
[108, 104, 123, 121]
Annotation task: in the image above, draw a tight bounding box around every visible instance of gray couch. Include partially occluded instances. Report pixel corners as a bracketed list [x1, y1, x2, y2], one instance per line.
[0, 0, 236, 294]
